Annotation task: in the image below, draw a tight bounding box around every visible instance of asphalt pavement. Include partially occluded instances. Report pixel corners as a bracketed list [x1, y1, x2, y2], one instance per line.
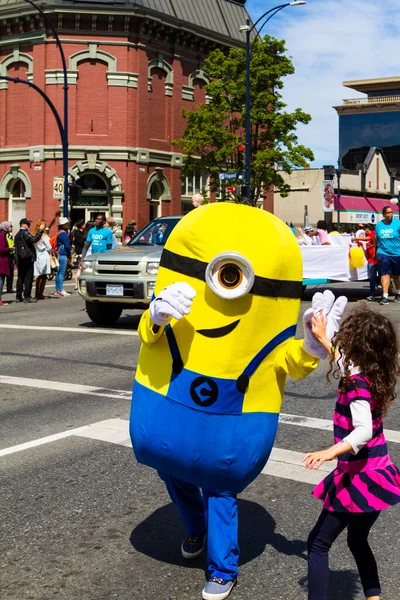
[2, 280, 400, 600]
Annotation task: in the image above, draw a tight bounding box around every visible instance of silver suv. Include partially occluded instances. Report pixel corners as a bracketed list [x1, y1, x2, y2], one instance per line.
[78, 216, 182, 326]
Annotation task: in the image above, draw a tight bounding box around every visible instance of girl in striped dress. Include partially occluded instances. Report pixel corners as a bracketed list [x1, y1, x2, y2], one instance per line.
[303, 306, 400, 600]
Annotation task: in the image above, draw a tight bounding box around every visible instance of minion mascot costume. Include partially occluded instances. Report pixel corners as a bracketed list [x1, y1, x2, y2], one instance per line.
[130, 203, 347, 600]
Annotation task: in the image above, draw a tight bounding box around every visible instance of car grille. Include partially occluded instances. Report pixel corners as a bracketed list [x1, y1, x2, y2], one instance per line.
[96, 260, 141, 276]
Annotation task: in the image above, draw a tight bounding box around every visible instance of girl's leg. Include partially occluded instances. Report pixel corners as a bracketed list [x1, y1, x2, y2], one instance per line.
[347, 512, 381, 599]
[0, 273, 5, 300]
[307, 509, 347, 600]
[368, 263, 377, 296]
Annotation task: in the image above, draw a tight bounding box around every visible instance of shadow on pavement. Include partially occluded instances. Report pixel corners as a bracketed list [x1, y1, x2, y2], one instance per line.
[129, 499, 307, 568]
[298, 569, 361, 599]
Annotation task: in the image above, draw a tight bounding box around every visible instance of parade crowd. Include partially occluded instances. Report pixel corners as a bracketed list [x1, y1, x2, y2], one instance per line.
[0, 215, 138, 306]
[294, 206, 400, 306]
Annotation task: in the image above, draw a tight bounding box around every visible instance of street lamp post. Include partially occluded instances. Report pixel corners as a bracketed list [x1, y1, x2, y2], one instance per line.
[241, 1, 306, 204]
[24, 0, 69, 218]
[336, 159, 342, 232]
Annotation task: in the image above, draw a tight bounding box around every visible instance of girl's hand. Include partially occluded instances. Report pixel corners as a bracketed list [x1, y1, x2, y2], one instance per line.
[309, 312, 330, 346]
[302, 448, 336, 470]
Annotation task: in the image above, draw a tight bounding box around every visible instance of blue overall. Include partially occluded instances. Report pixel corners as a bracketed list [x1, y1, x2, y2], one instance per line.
[131, 324, 296, 580]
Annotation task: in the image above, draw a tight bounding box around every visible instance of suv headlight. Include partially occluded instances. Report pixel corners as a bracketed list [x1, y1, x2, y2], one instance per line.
[146, 262, 159, 275]
[81, 260, 94, 273]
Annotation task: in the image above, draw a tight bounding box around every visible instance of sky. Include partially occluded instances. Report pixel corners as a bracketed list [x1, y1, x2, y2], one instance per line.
[246, 0, 400, 168]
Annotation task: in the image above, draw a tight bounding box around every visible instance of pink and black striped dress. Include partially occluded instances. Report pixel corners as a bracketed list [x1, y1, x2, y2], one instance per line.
[313, 373, 400, 513]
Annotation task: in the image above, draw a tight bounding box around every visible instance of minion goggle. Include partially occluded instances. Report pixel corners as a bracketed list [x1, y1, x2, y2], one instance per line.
[160, 249, 302, 300]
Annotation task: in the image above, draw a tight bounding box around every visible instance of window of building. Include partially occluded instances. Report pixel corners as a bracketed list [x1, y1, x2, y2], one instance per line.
[181, 171, 207, 196]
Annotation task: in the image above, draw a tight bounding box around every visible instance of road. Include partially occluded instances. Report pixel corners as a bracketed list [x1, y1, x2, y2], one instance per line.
[1, 281, 400, 600]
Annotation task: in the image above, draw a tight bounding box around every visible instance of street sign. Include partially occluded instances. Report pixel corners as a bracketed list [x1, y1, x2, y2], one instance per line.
[219, 172, 238, 181]
[53, 176, 64, 200]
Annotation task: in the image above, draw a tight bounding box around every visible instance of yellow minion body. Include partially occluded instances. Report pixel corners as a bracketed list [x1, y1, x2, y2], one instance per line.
[131, 203, 318, 492]
[135, 203, 317, 415]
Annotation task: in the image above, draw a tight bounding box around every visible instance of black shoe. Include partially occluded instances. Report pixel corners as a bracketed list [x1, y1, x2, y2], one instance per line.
[16, 297, 23, 303]
[6, 289, 16, 294]
[23, 297, 38, 303]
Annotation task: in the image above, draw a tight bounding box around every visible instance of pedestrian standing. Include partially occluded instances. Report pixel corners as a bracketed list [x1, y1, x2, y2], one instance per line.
[6, 224, 15, 293]
[352, 225, 379, 302]
[53, 217, 71, 297]
[33, 220, 52, 300]
[0, 221, 12, 306]
[374, 206, 400, 305]
[81, 214, 113, 258]
[304, 306, 400, 600]
[14, 218, 45, 303]
[123, 220, 137, 244]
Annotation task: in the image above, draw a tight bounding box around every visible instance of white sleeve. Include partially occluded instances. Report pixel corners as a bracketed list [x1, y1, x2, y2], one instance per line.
[343, 399, 373, 454]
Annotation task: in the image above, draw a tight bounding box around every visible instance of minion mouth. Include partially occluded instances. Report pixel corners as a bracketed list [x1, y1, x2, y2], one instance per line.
[196, 319, 240, 338]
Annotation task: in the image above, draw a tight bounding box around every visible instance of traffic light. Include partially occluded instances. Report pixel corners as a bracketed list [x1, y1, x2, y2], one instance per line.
[69, 182, 82, 203]
[237, 144, 245, 170]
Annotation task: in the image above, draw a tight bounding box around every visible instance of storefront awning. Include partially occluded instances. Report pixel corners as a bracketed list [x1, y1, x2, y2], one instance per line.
[334, 194, 392, 212]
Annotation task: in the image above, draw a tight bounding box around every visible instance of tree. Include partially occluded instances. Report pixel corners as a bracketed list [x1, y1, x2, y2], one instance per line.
[173, 35, 314, 205]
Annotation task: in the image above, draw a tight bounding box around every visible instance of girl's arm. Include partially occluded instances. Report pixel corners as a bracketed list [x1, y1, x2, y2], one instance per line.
[302, 440, 353, 470]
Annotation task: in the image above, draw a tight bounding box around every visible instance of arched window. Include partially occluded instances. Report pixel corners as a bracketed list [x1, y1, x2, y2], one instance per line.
[9, 178, 27, 230]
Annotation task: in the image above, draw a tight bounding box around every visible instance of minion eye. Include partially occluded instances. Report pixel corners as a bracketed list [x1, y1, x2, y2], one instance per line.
[206, 252, 254, 300]
[218, 264, 243, 289]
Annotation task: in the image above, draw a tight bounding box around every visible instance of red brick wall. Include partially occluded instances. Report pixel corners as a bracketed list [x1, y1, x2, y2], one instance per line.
[0, 28, 218, 228]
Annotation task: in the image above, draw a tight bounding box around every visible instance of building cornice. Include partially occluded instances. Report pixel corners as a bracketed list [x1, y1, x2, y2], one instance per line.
[0, 145, 184, 168]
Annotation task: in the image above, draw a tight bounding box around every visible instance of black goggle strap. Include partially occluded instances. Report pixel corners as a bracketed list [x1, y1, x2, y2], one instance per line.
[160, 248, 303, 299]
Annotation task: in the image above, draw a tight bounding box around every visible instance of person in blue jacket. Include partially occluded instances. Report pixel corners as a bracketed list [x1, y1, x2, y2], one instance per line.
[54, 217, 71, 298]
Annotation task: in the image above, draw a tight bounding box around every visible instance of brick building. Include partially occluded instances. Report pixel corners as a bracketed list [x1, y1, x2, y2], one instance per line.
[0, 0, 249, 234]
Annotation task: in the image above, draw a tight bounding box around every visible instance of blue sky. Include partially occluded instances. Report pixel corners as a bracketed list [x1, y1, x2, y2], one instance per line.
[246, 0, 400, 168]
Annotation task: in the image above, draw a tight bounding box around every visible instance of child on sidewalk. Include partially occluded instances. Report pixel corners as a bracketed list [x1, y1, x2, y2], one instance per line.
[303, 305, 400, 600]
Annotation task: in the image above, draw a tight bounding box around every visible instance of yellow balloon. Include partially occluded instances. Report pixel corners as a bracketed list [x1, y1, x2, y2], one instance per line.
[349, 246, 365, 269]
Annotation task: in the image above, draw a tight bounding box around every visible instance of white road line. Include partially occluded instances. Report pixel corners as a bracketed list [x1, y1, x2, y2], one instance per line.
[0, 417, 328, 485]
[1, 373, 400, 444]
[280, 412, 400, 444]
[0, 324, 138, 336]
[0, 376, 132, 400]
[0, 424, 91, 457]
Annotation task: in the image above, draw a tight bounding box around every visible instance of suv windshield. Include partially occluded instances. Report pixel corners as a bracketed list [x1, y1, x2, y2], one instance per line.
[127, 217, 181, 247]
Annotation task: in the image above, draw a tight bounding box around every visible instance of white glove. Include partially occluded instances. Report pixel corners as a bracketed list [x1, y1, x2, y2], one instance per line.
[149, 282, 197, 327]
[303, 290, 348, 359]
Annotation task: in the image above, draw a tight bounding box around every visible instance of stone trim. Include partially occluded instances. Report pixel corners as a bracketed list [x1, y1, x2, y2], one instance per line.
[107, 72, 138, 88]
[44, 69, 79, 85]
[146, 170, 171, 201]
[0, 49, 33, 90]
[68, 157, 122, 192]
[68, 44, 117, 85]
[0, 145, 184, 166]
[0, 165, 31, 199]
[148, 56, 173, 96]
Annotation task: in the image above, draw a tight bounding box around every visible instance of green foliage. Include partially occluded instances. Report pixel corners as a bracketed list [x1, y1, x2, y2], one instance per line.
[173, 35, 314, 205]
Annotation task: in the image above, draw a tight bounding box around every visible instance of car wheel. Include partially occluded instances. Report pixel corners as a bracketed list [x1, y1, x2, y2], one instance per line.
[86, 302, 123, 326]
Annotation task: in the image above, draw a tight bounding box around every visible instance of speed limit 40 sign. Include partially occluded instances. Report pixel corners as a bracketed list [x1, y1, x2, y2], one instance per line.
[53, 176, 64, 199]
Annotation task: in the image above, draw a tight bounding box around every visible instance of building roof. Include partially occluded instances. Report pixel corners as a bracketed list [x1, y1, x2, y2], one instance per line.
[343, 77, 400, 94]
[0, 0, 250, 46]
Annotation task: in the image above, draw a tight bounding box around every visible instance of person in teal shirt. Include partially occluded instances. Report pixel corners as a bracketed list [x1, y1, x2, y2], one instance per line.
[374, 206, 400, 305]
[82, 214, 113, 257]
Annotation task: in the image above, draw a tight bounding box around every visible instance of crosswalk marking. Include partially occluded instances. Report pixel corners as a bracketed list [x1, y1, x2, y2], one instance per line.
[279, 412, 400, 444]
[0, 376, 132, 400]
[0, 324, 138, 336]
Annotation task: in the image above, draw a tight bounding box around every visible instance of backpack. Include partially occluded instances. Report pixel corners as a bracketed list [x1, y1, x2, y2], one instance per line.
[15, 233, 30, 261]
[50, 231, 64, 254]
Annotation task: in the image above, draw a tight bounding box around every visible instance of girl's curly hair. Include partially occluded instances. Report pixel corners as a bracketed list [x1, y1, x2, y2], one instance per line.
[329, 305, 400, 415]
